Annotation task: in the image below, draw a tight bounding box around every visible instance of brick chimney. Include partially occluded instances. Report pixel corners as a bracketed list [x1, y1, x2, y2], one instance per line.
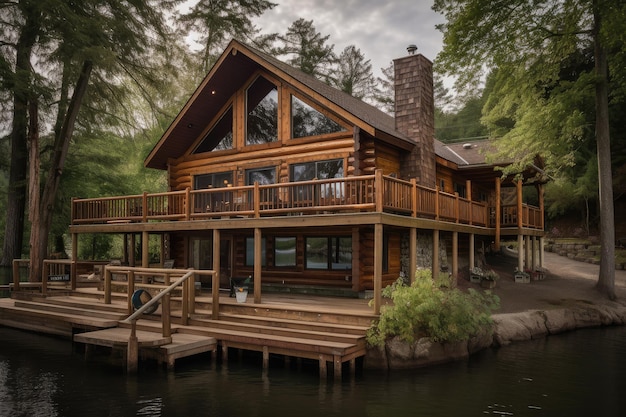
[394, 45, 436, 188]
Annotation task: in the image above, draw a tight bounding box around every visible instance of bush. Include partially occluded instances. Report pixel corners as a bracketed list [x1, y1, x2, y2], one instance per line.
[367, 269, 500, 347]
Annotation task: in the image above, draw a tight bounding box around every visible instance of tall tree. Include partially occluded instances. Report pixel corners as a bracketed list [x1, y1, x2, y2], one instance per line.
[274, 19, 337, 79]
[330, 45, 376, 100]
[178, 0, 276, 75]
[1, 0, 179, 279]
[433, 0, 622, 299]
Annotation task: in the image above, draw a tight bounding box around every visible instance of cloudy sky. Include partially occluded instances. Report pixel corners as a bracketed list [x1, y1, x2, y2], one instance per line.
[253, 0, 445, 78]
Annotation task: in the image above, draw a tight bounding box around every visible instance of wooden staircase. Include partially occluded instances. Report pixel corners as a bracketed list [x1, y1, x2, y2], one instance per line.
[0, 289, 375, 379]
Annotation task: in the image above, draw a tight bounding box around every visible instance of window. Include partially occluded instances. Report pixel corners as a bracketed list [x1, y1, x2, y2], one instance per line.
[454, 183, 466, 198]
[193, 172, 233, 212]
[193, 106, 233, 153]
[274, 237, 296, 267]
[245, 237, 266, 267]
[305, 236, 351, 270]
[246, 76, 278, 146]
[291, 96, 345, 138]
[291, 159, 343, 181]
[291, 159, 344, 201]
[246, 167, 276, 185]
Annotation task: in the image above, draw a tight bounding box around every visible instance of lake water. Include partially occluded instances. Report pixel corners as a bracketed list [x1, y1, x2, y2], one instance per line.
[1, 267, 625, 417]
[1, 325, 625, 417]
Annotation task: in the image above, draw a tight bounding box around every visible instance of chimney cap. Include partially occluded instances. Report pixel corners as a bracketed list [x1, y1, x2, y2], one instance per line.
[407, 44, 418, 55]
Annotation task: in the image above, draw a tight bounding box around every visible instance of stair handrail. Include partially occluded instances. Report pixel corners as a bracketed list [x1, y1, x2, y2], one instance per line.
[122, 269, 195, 324]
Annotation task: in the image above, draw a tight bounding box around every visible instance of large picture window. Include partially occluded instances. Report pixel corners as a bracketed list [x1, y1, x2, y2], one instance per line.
[305, 236, 351, 270]
[193, 106, 233, 153]
[291, 96, 345, 138]
[246, 76, 278, 146]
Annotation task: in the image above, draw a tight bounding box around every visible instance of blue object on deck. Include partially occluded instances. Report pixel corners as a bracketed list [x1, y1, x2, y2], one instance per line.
[131, 289, 158, 314]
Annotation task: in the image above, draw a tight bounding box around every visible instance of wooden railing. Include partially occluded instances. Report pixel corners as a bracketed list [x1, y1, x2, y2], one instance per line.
[71, 174, 542, 230]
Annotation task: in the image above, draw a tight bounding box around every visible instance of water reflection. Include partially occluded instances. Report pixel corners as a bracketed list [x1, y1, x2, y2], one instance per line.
[0, 300, 625, 416]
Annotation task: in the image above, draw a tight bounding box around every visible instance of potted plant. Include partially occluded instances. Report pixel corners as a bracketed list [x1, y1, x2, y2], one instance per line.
[514, 267, 530, 284]
[469, 267, 484, 283]
[480, 269, 499, 289]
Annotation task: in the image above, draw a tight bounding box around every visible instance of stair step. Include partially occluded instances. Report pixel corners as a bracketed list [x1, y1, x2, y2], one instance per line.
[188, 316, 364, 345]
[13, 300, 126, 320]
[0, 299, 119, 329]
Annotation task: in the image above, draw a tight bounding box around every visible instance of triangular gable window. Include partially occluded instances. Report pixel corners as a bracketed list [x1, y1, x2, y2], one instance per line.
[291, 96, 346, 139]
[246, 76, 278, 146]
[193, 106, 233, 154]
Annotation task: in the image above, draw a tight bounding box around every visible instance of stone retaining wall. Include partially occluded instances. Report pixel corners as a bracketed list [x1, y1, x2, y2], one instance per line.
[364, 302, 626, 370]
[545, 241, 625, 270]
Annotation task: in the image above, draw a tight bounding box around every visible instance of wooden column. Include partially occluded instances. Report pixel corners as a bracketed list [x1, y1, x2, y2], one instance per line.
[538, 184, 545, 230]
[254, 227, 262, 303]
[525, 235, 532, 270]
[71, 233, 78, 290]
[495, 178, 501, 251]
[409, 228, 417, 283]
[469, 233, 475, 269]
[129, 234, 136, 266]
[127, 321, 138, 374]
[432, 229, 440, 279]
[452, 231, 458, 279]
[516, 179, 523, 229]
[352, 227, 360, 291]
[212, 229, 220, 319]
[142, 231, 149, 268]
[517, 234, 524, 272]
[539, 236, 545, 268]
[373, 223, 383, 315]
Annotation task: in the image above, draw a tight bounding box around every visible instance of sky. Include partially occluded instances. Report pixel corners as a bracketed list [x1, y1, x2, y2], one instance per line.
[252, 0, 446, 78]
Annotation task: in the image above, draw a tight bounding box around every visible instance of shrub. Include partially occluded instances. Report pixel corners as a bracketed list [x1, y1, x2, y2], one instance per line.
[367, 269, 500, 347]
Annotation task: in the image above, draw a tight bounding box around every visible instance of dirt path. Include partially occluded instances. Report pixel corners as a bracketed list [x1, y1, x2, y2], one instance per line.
[478, 251, 626, 314]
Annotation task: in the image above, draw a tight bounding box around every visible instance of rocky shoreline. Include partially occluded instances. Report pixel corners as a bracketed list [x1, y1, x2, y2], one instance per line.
[364, 301, 626, 370]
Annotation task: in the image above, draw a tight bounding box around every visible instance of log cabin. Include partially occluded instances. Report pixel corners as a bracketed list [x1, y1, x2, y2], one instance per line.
[67, 40, 546, 313]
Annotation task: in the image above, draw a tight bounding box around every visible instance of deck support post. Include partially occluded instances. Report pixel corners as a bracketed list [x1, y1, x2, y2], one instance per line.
[525, 235, 532, 270]
[452, 231, 458, 279]
[469, 233, 475, 269]
[373, 223, 383, 315]
[127, 321, 138, 374]
[432, 229, 440, 279]
[162, 293, 171, 337]
[350, 358, 356, 377]
[495, 178, 501, 251]
[142, 231, 149, 268]
[319, 355, 327, 379]
[517, 234, 524, 272]
[221, 342, 228, 362]
[334, 356, 342, 381]
[262, 346, 269, 369]
[409, 228, 417, 283]
[212, 229, 220, 320]
[539, 236, 545, 268]
[254, 228, 262, 303]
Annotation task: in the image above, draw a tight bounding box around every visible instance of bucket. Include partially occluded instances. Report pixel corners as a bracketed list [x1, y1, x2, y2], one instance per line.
[235, 289, 248, 303]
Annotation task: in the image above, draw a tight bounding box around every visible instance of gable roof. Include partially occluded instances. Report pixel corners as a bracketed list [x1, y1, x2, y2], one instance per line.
[144, 39, 491, 171]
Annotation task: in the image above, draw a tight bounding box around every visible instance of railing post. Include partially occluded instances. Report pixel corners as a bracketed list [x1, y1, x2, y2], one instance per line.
[104, 266, 112, 304]
[211, 270, 220, 320]
[454, 192, 460, 223]
[162, 293, 171, 337]
[41, 260, 48, 295]
[411, 178, 417, 217]
[12, 259, 21, 291]
[185, 187, 191, 220]
[435, 187, 440, 220]
[142, 191, 148, 222]
[254, 181, 260, 218]
[127, 270, 135, 314]
[375, 169, 384, 212]
[181, 276, 189, 326]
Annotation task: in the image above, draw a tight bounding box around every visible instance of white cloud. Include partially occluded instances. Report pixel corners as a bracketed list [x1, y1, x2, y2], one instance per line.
[254, 0, 445, 77]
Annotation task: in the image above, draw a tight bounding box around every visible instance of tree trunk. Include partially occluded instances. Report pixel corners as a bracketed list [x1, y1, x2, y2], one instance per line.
[0, 4, 40, 267]
[27, 100, 41, 282]
[593, 2, 615, 299]
[29, 61, 93, 283]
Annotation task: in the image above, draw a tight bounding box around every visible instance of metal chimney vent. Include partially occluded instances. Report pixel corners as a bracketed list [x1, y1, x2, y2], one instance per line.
[407, 44, 418, 55]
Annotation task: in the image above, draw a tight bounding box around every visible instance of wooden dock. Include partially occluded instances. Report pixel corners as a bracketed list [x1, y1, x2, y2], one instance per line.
[0, 288, 375, 379]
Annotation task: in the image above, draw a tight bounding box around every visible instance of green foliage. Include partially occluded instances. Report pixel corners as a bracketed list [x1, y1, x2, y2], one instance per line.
[330, 45, 376, 100]
[367, 269, 500, 347]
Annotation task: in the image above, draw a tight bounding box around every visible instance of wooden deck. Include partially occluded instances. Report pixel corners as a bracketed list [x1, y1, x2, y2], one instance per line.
[0, 288, 375, 379]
